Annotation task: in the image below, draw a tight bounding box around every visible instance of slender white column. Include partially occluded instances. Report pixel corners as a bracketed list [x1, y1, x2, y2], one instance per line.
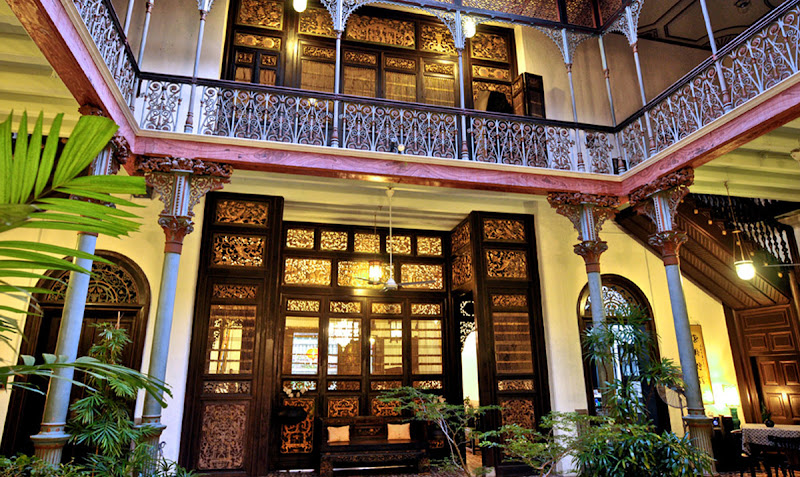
[632, 169, 716, 474]
[185, 6, 211, 133]
[699, 0, 731, 111]
[31, 232, 98, 464]
[631, 43, 654, 153]
[331, 30, 343, 148]
[137, 0, 154, 65]
[135, 157, 230, 471]
[457, 48, 469, 161]
[123, 0, 135, 35]
[598, 36, 617, 127]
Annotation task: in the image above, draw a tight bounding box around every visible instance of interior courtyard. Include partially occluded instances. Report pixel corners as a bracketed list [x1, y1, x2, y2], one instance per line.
[1, 0, 800, 475]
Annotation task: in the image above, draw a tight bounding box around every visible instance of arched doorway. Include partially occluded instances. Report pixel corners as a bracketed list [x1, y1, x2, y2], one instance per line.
[577, 274, 671, 432]
[1, 250, 151, 455]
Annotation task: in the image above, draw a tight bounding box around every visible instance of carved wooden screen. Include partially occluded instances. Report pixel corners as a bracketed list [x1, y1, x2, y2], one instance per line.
[182, 193, 283, 475]
[452, 212, 549, 472]
[222, 2, 517, 108]
[275, 222, 450, 468]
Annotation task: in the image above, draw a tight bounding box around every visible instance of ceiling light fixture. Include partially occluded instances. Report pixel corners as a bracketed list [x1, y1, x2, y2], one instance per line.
[725, 182, 756, 281]
[293, 0, 307, 13]
[463, 16, 477, 39]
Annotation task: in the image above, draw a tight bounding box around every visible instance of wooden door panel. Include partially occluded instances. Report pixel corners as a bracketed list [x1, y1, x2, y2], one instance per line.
[771, 332, 797, 352]
[759, 361, 781, 386]
[788, 394, 800, 419]
[765, 393, 788, 418]
[782, 361, 800, 386]
[746, 334, 770, 353]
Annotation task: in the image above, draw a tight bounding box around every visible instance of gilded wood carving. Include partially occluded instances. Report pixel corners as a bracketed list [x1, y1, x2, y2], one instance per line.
[236, 0, 283, 30]
[420, 24, 456, 55]
[485, 250, 527, 279]
[197, 402, 248, 469]
[299, 8, 335, 37]
[215, 199, 269, 226]
[471, 32, 508, 62]
[212, 235, 265, 267]
[328, 397, 360, 417]
[280, 398, 315, 453]
[345, 15, 415, 49]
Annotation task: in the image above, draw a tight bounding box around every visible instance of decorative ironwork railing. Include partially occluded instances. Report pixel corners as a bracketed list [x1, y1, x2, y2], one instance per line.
[72, 0, 800, 176]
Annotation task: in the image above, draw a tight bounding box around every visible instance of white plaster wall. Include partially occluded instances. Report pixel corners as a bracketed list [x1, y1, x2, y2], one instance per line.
[0, 174, 743, 462]
[514, 28, 710, 125]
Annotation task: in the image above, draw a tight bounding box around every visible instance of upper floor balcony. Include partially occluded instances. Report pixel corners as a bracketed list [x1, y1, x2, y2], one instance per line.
[16, 0, 800, 190]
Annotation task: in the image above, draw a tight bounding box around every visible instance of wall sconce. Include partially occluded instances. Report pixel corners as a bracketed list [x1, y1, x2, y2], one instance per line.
[463, 16, 477, 39]
[293, 0, 307, 13]
[368, 260, 383, 284]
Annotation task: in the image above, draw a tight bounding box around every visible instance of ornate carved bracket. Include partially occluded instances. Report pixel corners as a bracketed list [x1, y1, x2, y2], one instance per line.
[548, 193, 619, 271]
[630, 168, 694, 233]
[137, 157, 233, 253]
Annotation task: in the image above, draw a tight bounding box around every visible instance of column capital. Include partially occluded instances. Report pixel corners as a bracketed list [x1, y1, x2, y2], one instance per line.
[648, 230, 687, 266]
[630, 167, 693, 233]
[574, 240, 608, 273]
[629, 167, 694, 206]
[137, 157, 232, 253]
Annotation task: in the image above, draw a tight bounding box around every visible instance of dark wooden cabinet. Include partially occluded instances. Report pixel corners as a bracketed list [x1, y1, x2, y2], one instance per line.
[512, 73, 546, 119]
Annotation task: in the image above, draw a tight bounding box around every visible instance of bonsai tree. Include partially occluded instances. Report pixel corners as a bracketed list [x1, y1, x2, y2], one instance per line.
[380, 386, 498, 476]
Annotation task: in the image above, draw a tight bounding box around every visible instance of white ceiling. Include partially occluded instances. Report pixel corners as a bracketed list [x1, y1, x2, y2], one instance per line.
[693, 118, 800, 202]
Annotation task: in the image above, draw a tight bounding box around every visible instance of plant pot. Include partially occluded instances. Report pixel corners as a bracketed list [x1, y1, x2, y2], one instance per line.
[765, 418, 775, 428]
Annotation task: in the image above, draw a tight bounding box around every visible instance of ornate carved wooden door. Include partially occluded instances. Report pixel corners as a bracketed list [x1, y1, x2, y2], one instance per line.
[756, 355, 800, 424]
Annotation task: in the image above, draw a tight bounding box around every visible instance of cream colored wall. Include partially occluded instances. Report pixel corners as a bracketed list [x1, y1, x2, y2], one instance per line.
[514, 27, 709, 125]
[110, 0, 229, 78]
[0, 171, 743, 463]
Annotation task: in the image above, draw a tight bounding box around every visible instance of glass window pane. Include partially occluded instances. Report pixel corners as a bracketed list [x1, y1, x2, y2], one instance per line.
[412, 319, 442, 374]
[493, 312, 533, 374]
[205, 305, 257, 374]
[370, 319, 403, 375]
[328, 318, 361, 375]
[283, 317, 319, 375]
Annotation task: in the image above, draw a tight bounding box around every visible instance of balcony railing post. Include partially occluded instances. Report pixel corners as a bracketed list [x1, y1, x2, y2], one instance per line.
[700, 0, 732, 112]
[331, 30, 343, 148]
[456, 48, 470, 161]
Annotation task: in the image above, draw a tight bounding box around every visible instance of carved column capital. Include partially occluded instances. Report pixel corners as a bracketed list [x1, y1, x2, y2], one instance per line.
[629, 167, 694, 206]
[648, 231, 687, 266]
[630, 167, 693, 233]
[547, 192, 620, 241]
[137, 157, 232, 253]
[574, 240, 609, 273]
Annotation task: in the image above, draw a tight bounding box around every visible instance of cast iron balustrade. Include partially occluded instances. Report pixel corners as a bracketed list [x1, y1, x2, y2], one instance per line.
[71, 0, 800, 175]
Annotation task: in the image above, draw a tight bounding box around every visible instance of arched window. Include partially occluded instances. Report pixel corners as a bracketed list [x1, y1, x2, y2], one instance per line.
[577, 275, 670, 431]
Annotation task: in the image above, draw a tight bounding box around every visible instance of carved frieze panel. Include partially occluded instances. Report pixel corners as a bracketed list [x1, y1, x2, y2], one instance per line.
[303, 45, 336, 60]
[354, 233, 380, 253]
[371, 398, 400, 416]
[452, 252, 473, 287]
[321, 230, 348, 250]
[471, 32, 508, 62]
[420, 24, 456, 55]
[500, 398, 536, 428]
[411, 303, 441, 316]
[417, 236, 443, 256]
[472, 65, 510, 81]
[371, 303, 402, 315]
[451, 222, 471, 251]
[202, 381, 251, 394]
[215, 199, 269, 226]
[212, 284, 257, 300]
[491, 294, 528, 309]
[328, 397, 359, 417]
[386, 57, 416, 71]
[286, 228, 315, 249]
[345, 15, 415, 49]
[337, 261, 390, 288]
[330, 301, 362, 314]
[287, 299, 321, 313]
[212, 235, 264, 267]
[387, 235, 412, 255]
[299, 8, 335, 37]
[463, 0, 558, 19]
[261, 55, 277, 66]
[400, 264, 443, 289]
[344, 51, 378, 65]
[483, 218, 526, 242]
[236, 51, 254, 65]
[371, 380, 402, 390]
[280, 398, 315, 453]
[234, 32, 282, 51]
[197, 402, 248, 469]
[236, 0, 283, 30]
[485, 249, 527, 279]
[329, 380, 361, 391]
[413, 380, 443, 390]
[498, 379, 534, 391]
[283, 258, 332, 286]
[424, 62, 455, 76]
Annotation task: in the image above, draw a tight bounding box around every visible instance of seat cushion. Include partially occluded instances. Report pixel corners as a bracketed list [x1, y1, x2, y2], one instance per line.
[388, 423, 411, 440]
[327, 425, 350, 443]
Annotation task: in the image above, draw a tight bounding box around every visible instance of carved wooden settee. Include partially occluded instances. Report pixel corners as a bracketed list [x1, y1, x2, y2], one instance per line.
[319, 416, 429, 477]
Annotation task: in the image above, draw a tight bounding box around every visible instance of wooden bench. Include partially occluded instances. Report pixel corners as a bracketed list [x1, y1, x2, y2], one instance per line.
[319, 416, 429, 477]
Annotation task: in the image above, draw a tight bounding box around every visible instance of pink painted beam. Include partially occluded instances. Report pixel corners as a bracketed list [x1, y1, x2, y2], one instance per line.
[135, 135, 623, 195]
